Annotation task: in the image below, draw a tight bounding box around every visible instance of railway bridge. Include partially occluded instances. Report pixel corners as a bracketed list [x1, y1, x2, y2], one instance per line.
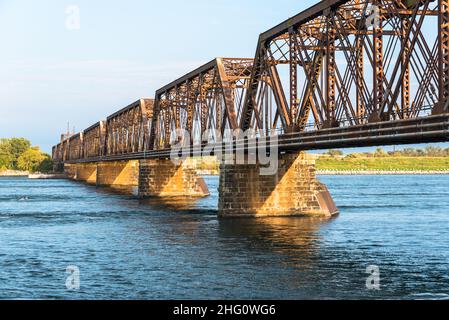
[53, 0, 449, 217]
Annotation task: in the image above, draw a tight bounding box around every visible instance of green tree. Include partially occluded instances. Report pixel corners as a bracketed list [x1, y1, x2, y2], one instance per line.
[8, 138, 31, 168]
[445, 148, 449, 157]
[425, 146, 443, 157]
[37, 155, 53, 173]
[327, 149, 344, 157]
[0, 138, 31, 169]
[17, 147, 52, 173]
[402, 148, 416, 157]
[374, 147, 386, 157]
[416, 149, 425, 157]
[0, 142, 14, 169]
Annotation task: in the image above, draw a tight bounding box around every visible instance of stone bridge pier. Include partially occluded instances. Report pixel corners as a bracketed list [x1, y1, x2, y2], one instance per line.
[64, 159, 209, 197]
[138, 159, 209, 197]
[218, 152, 339, 218]
[64, 152, 337, 218]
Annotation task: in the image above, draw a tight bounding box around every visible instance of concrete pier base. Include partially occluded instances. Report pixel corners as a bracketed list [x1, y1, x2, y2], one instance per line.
[138, 159, 209, 197]
[218, 152, 339, 218]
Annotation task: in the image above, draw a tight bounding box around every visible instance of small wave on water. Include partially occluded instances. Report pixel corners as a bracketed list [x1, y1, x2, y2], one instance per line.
[409, 293, 449, 300]
[1, 175, 449, 299]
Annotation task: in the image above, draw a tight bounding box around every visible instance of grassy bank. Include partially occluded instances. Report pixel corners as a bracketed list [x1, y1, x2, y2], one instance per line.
[194, 155, 449, 174]
[316, 156, 449, 171]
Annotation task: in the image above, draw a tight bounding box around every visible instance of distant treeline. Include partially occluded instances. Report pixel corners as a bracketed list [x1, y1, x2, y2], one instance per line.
[318, 147, 449, 171]
[194, 146, 449, 173]
[325, 146, 449, 158]
[0, 138, 53, 173]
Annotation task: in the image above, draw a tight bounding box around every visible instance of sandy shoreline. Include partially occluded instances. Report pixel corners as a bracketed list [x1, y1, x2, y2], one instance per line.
[0, 170, 29, 177]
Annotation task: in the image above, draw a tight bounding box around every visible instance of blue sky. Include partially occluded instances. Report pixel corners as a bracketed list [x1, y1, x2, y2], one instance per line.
[0, 0, 447, 154]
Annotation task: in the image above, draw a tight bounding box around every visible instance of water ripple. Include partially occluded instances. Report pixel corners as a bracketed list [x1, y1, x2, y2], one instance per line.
[0, 175, 448, 299]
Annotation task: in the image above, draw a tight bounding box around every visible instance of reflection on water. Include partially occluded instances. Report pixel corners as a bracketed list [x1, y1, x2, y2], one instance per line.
[0, 175, 449, 300]
[138, 197, 207, 212]
[95, 185, 138, 196]
[219, 217, 333, 251]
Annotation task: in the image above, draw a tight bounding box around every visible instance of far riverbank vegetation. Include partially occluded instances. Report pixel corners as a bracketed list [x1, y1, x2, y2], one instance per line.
[195, 146, 449, 173]
[317, 146, 449, 171]
[0, 138, 53, 174]
[2, 137, 448, 175]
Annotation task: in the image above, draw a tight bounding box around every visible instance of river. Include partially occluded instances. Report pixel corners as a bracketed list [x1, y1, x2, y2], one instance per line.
[0, 175, 448, 300]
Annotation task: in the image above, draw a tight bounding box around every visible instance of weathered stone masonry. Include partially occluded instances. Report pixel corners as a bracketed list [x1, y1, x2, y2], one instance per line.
[64, 163, 97, 184]
[65, 159, 209, 198]
[138, 159, 209, 197]
[96, 161, 139, 187]
[218, 152, 339, 217]
[65, 152, 337, 218]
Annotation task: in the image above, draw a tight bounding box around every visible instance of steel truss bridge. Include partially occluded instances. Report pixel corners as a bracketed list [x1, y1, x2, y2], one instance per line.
[54, 0, 449, 164]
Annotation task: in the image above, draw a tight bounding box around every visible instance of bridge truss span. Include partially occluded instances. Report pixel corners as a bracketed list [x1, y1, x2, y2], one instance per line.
[148, 58, 254, 150]
[53, 0, 449, 165]
[242, 0, 445, 134]
[105, 99, 154, 156]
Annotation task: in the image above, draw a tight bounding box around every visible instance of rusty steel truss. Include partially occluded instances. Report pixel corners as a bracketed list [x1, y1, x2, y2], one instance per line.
[148, 58, 253, 149]
[105, 99, 154, 155]
[54, 0, 449, 164]
[242, 0, 445, 133]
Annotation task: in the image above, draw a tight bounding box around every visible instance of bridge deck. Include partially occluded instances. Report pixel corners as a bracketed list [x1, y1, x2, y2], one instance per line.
[64, 113, 449, 164]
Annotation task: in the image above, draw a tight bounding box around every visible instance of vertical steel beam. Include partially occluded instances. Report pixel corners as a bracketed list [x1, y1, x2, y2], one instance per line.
[200, 74, 208, 140]
[175, 86, 181, 132]
[165, 113, 172, 148]
[147, 99, 159, 151]
[241, 42, 264, 132]
[326, 13, 337, 127]
[356, 35, 365, 120]
[371, 1, 384, 122]
[186, 79, 195, 136]
[267, 63, 291, 131]
[289, 27, 299, 130]
[438, 0, 449, 113]
[401, 17, 411, 118]
[216, 58, 239, 130]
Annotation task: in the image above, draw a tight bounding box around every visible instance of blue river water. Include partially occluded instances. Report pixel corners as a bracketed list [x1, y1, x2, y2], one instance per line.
[0, 175, 448, 300]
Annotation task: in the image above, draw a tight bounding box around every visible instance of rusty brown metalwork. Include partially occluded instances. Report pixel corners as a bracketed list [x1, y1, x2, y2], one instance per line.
[239, 0, 443, 133]
[83, 121, 106, 158]
[105, 99, 153, 156]
[148, 58, 253, 150]
[53, 0, 449, 165]
[68, 133, 83, 161]
[438, 0, 449, 113]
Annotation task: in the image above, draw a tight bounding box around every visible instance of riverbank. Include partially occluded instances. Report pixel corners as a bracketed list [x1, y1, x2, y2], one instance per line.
[195, 156, 449, 175]
[28, 173, 67, 179]
[196, 169, 449, 176]
[195, 156, 449, 176]
[0, 170, 66, 179]
[316, 156, 449, 172]
[0, 170, 29, 177]
[317, 170, 449, 175]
